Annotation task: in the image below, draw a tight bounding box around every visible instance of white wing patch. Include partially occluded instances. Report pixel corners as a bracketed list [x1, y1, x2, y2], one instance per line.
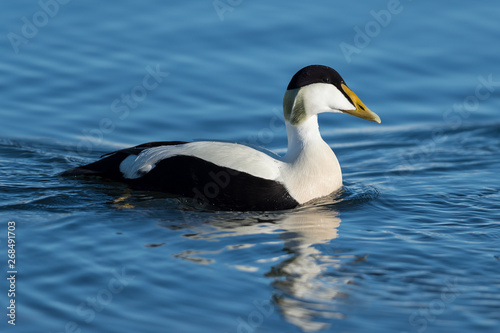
[119, 141, 283, 180]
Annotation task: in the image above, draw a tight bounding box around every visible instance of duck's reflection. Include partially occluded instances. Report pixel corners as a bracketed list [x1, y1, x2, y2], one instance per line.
[266, 207, 344, 331]
[174, 203, 346, 332]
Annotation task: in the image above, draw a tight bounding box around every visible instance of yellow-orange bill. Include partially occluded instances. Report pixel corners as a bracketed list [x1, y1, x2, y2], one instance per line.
[341, 83, 381, 123]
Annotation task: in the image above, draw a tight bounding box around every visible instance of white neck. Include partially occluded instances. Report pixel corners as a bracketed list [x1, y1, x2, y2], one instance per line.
[280, 115, 342, 204]
[283, 115, 324, 162]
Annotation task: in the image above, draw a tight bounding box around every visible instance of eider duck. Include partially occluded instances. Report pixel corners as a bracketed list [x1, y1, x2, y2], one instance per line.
[61, 65, 381, 211]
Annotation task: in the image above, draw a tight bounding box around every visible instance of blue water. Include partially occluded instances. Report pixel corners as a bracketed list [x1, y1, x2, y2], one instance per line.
[1, 1, 500, 332]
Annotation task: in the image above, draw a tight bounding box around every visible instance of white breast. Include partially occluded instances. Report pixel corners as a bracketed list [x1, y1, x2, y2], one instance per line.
[281, 140, 342, 204]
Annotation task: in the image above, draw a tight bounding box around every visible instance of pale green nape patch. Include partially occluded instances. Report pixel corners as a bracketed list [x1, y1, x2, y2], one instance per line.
[282, 89, 296, 122]
[283, 89, 307, 126]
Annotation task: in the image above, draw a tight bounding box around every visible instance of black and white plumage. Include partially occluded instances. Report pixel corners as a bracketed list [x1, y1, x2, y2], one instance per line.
[61, 65, 381, 211]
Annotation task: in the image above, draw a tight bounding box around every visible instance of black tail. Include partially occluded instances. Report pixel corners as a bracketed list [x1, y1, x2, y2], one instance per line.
[59, 141, 188, 179]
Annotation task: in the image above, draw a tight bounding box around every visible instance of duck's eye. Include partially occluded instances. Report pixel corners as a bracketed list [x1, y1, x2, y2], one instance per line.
[322, 77, 330, 83]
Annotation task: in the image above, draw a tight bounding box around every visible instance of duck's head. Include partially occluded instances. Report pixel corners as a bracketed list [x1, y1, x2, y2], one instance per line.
[283, 65, 381, 125]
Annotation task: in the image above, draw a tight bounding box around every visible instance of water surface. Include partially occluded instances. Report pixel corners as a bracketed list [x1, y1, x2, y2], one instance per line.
[1, 1, 499, 332]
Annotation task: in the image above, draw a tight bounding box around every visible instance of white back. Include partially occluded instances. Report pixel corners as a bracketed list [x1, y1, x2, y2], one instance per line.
[119, 141, 283, 180]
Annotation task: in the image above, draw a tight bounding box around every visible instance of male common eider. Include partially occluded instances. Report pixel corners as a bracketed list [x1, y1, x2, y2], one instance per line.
[61, 65, 381, 211]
